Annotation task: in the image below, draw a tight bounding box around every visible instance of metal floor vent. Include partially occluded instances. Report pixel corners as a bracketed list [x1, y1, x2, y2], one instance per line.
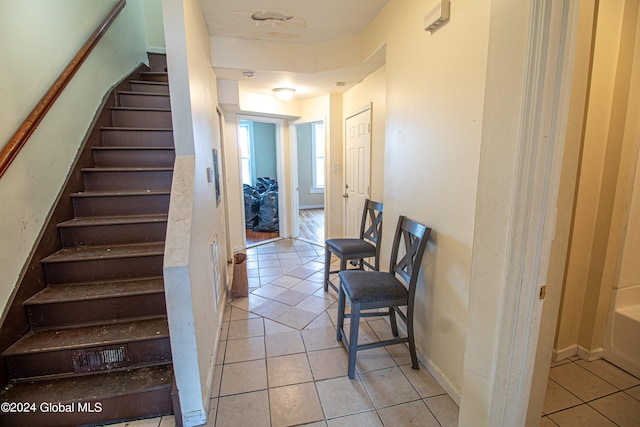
[72, 345, 130, 372]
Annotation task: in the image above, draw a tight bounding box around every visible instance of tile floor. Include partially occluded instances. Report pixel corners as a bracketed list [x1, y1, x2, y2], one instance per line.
[108, 238, 457, 427]
[108, 238, 640, 427]
[542, 357, 640, 426]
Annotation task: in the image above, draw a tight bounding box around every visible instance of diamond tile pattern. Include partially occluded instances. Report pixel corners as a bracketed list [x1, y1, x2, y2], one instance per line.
[123, 238, 640, 427]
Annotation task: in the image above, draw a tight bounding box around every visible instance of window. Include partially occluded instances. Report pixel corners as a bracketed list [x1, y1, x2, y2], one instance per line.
[238, 122, 252, 186]
[312, 122, 325, 189]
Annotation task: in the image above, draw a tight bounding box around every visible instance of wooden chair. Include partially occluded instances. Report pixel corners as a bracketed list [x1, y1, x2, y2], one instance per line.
[323, 199, 383, 293]
[336, 215, 431, 378]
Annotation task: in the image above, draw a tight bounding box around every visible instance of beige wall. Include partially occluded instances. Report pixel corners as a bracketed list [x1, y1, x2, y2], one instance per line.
[162, 0, 228, 424]
[359, 0, 490, 398]
[555, 0, 640, 360]
[143, 0, 166, 52]
[0, 0, 148, 316]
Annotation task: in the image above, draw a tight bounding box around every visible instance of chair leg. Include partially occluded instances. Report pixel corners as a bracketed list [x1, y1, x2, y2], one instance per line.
[324, 248, 332, 292]
[336, 286, 346, 342]
[407, 308, 419, 370]
[347, 303, 361, 379]
[389, 307, 399, 337]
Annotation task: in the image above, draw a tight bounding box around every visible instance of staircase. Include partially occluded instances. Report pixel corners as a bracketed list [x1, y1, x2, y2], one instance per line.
[0, 57, 175, 426]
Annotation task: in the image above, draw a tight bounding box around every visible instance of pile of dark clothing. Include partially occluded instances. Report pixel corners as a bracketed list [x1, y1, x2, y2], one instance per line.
[244, 177, 279, 232]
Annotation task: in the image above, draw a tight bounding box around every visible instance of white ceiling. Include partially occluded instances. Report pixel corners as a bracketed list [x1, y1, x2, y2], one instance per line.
[199, 0, 389, 101]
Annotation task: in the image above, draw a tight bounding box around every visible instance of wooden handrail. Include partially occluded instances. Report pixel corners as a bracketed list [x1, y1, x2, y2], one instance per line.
[0, 0, 126, 179]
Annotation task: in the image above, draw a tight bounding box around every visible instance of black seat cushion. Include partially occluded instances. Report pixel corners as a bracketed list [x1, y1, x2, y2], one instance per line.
[339, 270, 408, 304]
[326, 238, 376, 258]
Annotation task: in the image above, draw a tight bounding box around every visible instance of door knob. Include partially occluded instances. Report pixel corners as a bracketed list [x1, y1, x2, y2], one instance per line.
[343, 194, 349, 198]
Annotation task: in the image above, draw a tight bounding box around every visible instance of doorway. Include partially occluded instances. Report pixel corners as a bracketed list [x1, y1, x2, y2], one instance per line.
[294, 121, 325, 245]
[239, 118, 281, 246]
[344, 107, 372, 237]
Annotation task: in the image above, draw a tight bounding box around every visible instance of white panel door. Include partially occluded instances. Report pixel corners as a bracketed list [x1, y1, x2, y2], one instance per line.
[344, 108, 371, 238]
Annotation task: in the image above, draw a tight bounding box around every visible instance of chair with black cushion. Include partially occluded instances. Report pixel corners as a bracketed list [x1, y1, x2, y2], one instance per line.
[336, 215, 431, 379]
[324, 199, 383, 293]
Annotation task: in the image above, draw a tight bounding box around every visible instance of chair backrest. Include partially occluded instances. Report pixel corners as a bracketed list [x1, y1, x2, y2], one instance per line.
[359, 199, 384, 245]
[389, 216, 431, 299]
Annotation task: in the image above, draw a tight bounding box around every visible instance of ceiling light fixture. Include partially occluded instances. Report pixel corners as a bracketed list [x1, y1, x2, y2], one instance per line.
[273, 87, 295, 101]
[243, 71, 255, 79]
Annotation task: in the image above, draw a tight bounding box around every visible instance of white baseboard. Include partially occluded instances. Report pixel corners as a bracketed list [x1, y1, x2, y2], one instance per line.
[300, 205, 324, 209]
[147, 46, 167, 54]
[418, 353, 461, 405]
[577, 345, 604, 361]
[553, 345, 577, 361]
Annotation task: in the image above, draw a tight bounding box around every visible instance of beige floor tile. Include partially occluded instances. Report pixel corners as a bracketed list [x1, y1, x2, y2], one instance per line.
[302, 326, 342, 352]
[549, 362, 618, 402]
[224, 336, 265, 363]
[257, 245, 277, 254]
[355, 347, 398, 374]
[308, 347, 350, 380]
[288, 266, 318, 279]
[367, 318, 396, 341]
[247, 268, 259, 278]
[540, 416, 559, 426]
[308, 271, 327, 283]
[303, 422, 328, 427]
[274, 289, 310, 306]
[543, 379, 582, 415]
[276, 307, 320, 330]
[258, 275, 281, 285]
[264, 318, 299, 335]
[377, 400, 440, 427]
[265, 330, 306, 357]
[216, 390, 270, 427]
[108, 419, 160, 427]
[210, 364, 223, 398]
[230, 293, 270, 312]
[219, 359, 267, 396]
[400, 364, 446, 398]
[386, 343, 413, 366]
[590, 391, 640, 426]
[227, 318, 265, 340]
[278, 257, 303, 267]
[575, 359, 640, 390]
[314, 287, 339, 302]
[424, 394, 460, 427]
[251, 284, 286, 300]
[316, 376, 374, 418]
[246, 260, 259, 269]
[267, 353, 314, 387]
[269, 382, 324, 427]
[251, 299, 291, 320]
[257, 253, 279, 261]
[627, 385, 640, 401]
[216, 339, 227, 365]
[296, 295, 335, 314]
[270, 275, 303, 288]
[219, 321, 229, 341]
[258, 259, 281, 268]
[304, 311, 336, 330]
[229, 306, 259, 321]
[326, 411, 383, 427]
[360, 366, 420, 408]
[547, 403, 617, 427]
[159, 415, 176, 427]
[259, 266, 284, 277]
[223, 305, 231, 321]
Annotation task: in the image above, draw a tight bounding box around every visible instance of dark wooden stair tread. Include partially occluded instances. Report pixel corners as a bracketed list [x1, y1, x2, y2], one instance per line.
[101, 126, 173, 131]
[93, 146, 175, 151]
[0, 364, 172, 402]
[41, 242, 164, 263]
[111, 106, 171, 112]
[71, 189, 171, 197]
[58, 214, 168, 228]
[81, 166, 174, 172]
[25, 277, 164, 305]
[3, 317, 168, 356]
[118, 90, 169, 97]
